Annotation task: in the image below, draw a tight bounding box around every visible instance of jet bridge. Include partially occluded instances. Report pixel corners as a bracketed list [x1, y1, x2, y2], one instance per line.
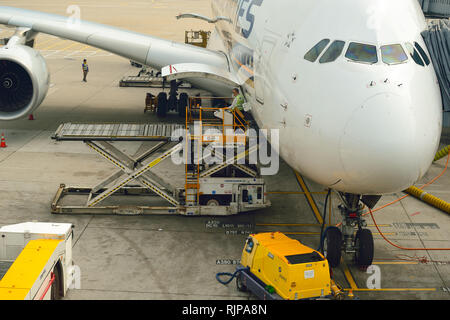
[422, 19, 450, 121]
[51, 104, 270, 216]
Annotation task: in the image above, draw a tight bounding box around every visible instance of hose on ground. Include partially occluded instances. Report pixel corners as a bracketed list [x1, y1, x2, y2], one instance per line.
[216, 269, 243, 285]
[434, 145, 450, 162]
[318, 189, 331, 252]
[405, 186, 450, 214]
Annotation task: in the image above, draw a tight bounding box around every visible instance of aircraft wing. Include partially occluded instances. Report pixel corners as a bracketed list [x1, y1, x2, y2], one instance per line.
[0, 6, 229, 72]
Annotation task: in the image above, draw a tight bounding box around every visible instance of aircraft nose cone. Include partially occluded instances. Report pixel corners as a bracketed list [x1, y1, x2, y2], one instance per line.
[339, 93, 432, 194]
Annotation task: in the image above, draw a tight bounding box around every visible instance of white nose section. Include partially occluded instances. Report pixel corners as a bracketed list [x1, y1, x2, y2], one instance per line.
[339, 93, 422, 194]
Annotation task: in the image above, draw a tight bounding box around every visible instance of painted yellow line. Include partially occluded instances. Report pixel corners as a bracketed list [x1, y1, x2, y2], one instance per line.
[283, 232, 320, 235]
[41, 39, 68, 50]
[294, 171, 323, 224]
[35, 38, 58, 48]
[79, 45, 98, 52]
[372, 261, 419, 265]
[342, 259, 358, 290]
[256, 223, 391, 228]
[343, 288, 436, 292]
[59, 41, 82, 51]
[257, 223, 322, 227]
[267, 191, 329, 195]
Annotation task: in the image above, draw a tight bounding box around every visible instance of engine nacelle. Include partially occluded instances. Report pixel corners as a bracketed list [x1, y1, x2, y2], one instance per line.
[0, 44, 49, 120]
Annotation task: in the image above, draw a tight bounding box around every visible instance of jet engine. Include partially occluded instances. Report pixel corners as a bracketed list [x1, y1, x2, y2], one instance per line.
[0, 44, 49, 120]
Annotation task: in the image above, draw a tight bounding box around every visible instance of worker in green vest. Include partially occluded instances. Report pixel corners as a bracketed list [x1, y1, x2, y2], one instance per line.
[229, 88, 245, 112]
[82, 59, 89, 82]
[229, 87, 247, 126]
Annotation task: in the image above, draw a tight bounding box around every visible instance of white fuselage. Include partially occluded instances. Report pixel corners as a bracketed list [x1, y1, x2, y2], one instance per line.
[210, 0, 443, 195]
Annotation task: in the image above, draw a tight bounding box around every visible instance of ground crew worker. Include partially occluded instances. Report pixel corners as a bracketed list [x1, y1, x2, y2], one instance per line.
[82, 59, 89, 82]
[229, 88, 244, 112]
[229, 88, 246, 126]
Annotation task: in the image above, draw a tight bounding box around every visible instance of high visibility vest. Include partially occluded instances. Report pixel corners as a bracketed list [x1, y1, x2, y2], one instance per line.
[82, 63, 89, 72]
[232, 94, 245, 111]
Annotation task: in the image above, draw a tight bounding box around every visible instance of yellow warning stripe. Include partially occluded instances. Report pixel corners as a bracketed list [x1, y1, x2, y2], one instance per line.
[140, 180, 178, 206]
[88, 144, 181, 207]
[341, 259, 358, 290]
[294, 172, 323, 225]
[86, 143, 126, 171]
[344, 288, 436, 292]
[372, 261, 419, 265]
[201, 145, 258, 178]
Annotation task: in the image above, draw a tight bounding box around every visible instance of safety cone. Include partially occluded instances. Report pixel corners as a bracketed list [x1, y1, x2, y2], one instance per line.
[0, 133, 7, 148]
[28, 114, 35, 120]
[348, 289, 354, 299]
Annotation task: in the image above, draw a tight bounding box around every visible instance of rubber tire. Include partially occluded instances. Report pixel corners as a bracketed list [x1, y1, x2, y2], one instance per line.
[354, 229, 374, 268]
[236, 274, 248, 292]
[157, 92, 168, 117]
[50, 267, 61, 300]
[206, 199, 220, 206]
[324, 227, 342, 268]
[178, 93, 188, 118]
[168, 94, 178, 112]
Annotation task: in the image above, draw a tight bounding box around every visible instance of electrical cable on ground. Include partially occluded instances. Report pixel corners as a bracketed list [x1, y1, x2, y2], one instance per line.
[318, 189, 331, 252]
[216, 269, 243, 285]
[371, 151, 450, 251]
[341, 151, 450, 252]
[369, 205, 450, 251]
[363, 149, 450, 218]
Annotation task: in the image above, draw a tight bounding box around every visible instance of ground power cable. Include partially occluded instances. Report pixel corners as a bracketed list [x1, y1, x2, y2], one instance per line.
[367, 151, 450, 251]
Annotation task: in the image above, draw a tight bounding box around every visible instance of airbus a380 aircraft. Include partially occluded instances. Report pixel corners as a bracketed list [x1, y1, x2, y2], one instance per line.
[0, 0, 443, 267]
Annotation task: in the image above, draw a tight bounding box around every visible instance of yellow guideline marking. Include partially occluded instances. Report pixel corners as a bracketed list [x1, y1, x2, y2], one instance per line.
[341, 259, 358, 290]
[79, 45, 96, 52]
[344, 288, 436, 292]
[35, 38, 58, 48]
[294, 171, 323, 225]
[266, 191, 329, 195]
[283, 232, 320, 235]
[41, 40, 67, 50]
[60, 42, 82, 51]
[0, 239, 62, 300]
[257, 223, 323, 227]
[256, 223, 391, 227]
[372, 261, 419, 265]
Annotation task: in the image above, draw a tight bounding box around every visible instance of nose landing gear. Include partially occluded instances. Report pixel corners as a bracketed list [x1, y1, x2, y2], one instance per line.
[323, 193, 375, 269]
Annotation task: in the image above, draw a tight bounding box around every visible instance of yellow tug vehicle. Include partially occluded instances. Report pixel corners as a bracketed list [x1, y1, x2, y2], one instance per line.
[236, 232, 342, 300]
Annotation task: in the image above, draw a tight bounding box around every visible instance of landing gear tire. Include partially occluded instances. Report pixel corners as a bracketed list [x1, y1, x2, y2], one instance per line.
[324, 227, 342, 268]
[236, 274, 248, 292]
[354, 229, 374, 269]
[178, 93, 188, 118]
[157, 92, 168, 117]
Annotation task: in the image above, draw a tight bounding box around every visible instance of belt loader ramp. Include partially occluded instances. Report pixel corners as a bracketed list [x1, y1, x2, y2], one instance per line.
[51, 100, 270, 216]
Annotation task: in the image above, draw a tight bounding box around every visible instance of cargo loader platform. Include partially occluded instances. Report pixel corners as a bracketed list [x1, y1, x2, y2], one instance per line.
[51, 104, 271, 216]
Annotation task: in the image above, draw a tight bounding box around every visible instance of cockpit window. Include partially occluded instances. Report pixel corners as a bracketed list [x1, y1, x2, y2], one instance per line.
[345, 43, 378, 64]
[304, 39, 330, 62]
[405, 42, 424, 66]
[381, 44, 408, 65]
[319, 40, 345, 64]
[414, 42, 431, 66]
